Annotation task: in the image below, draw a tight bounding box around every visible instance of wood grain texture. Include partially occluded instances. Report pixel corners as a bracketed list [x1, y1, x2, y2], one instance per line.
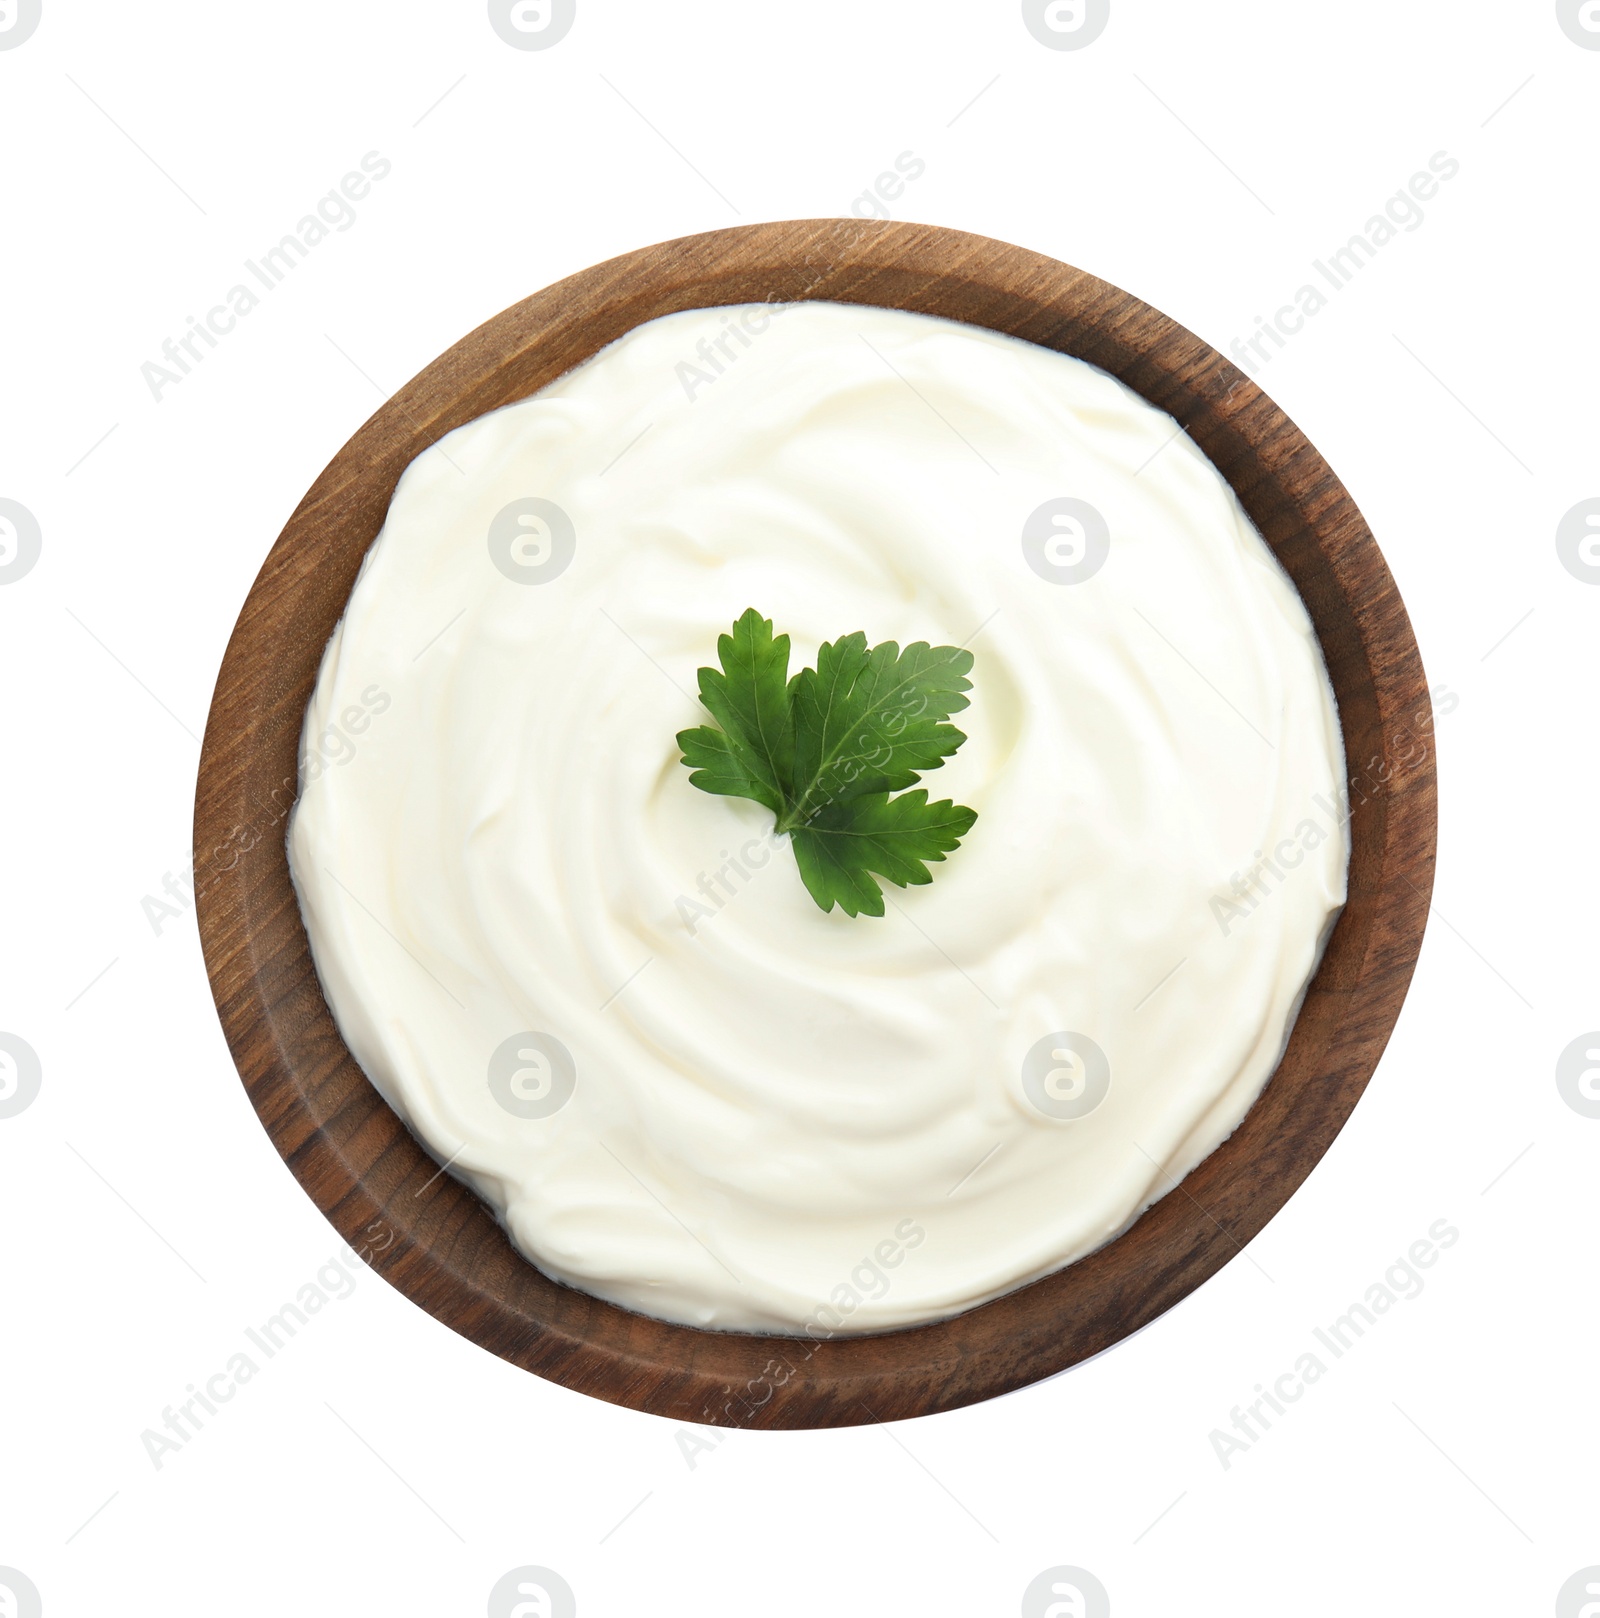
[194, 220, 1437, 1428]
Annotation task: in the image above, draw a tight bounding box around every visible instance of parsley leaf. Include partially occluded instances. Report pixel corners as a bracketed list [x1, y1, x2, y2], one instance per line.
[677, 609, 979, 917]
[676, 607, 794, 818]
[788, 789, 979, 919]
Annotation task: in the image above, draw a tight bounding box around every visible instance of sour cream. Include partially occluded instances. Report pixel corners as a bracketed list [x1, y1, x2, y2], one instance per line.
[288, 302, 1347, 1336]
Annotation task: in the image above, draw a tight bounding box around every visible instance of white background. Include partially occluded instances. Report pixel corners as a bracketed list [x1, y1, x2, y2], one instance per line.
[2, 2, 1596, 1614]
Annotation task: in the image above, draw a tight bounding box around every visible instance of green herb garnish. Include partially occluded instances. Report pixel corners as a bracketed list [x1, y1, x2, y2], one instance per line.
[676, 608, 979, 917]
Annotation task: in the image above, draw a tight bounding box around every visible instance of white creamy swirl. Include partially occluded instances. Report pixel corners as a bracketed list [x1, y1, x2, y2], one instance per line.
[288, 302, 1347, 1335]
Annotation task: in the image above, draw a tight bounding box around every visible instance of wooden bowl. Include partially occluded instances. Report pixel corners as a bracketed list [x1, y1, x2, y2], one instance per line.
[195, 220, 1436, 1428]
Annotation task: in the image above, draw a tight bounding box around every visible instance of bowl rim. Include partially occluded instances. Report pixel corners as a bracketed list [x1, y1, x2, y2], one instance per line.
[194, 218, 1437, 1428]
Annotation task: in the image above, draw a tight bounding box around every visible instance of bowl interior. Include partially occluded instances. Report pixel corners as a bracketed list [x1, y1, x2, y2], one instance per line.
[195, 219, 1435, 1428]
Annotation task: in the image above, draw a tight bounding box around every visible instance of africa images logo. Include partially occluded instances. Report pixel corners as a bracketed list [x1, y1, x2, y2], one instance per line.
[488, 0, 575, 50]
[487, 1566, 576, 1618]
[0, 0, 42, 50]
[1557, 0, 1600, 48]
[0, 1034, 42, 1120]
[0, 499, 42, 586]
[0, 1568, 42, 1618]
[1022, 1565, 1110, 1618]
[1022, 0, 1109, 50]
